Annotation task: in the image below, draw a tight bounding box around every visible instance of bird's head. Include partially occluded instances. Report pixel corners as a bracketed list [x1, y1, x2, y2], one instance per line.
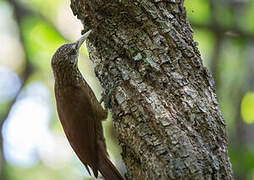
[51, 30, 91, 70]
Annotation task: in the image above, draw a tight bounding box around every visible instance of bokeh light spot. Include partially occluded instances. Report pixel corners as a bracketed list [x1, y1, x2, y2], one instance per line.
[2, 82, 51, 167]
[241, 92, 254, 124]
[0, 66, 21, 101]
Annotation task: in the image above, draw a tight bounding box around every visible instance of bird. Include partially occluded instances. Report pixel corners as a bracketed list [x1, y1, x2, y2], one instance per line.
[51, 30, 123, 180]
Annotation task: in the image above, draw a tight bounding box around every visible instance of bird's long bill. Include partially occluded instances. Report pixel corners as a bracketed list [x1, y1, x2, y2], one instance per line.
[76, 30, 92, 50]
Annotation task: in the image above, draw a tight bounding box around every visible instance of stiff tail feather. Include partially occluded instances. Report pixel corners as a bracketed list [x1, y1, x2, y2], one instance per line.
[98, 153, 124, 180]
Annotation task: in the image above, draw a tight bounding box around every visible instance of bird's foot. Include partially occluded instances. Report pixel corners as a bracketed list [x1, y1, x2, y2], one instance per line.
[100, 84, 117, 109]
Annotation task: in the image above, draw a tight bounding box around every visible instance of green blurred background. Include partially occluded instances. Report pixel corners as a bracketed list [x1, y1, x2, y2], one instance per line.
[0, 0, 253, 179]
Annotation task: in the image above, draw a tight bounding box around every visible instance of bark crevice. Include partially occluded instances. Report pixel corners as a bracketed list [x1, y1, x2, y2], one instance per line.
[70, 0, 233, 179]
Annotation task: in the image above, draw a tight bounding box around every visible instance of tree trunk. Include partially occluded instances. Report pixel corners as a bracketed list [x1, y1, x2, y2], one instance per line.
[70, 0, 233, 179]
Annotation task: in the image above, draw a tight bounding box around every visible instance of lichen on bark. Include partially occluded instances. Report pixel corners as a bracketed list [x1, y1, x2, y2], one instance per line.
[70, 0, 233, 179]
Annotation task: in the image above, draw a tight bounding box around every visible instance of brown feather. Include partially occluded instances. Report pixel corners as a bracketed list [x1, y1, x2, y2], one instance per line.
[55, 86, 99, 176]
[52, 32, 123, 179]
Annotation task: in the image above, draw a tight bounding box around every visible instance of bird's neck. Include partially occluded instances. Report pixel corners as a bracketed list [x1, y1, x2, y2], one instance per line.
[54, 64, 83, 87]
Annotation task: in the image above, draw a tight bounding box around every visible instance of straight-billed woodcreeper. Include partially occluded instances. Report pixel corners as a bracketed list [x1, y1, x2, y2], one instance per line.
[51, 30, 123, 180]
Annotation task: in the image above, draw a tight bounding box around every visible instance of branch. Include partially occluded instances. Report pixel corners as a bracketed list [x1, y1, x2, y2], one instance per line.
[191, 22, 254, 41]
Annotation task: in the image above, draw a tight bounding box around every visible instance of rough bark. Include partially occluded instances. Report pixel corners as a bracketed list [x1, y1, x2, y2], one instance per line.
[70, 0, 233, 179]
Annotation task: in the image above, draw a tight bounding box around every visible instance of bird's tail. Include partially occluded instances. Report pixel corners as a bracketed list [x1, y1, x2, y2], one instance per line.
[98, 153, 124, 180]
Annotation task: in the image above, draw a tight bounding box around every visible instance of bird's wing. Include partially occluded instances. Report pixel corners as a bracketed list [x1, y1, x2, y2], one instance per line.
[55, 86, 98, 177]
[81, 79, 108, 121]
